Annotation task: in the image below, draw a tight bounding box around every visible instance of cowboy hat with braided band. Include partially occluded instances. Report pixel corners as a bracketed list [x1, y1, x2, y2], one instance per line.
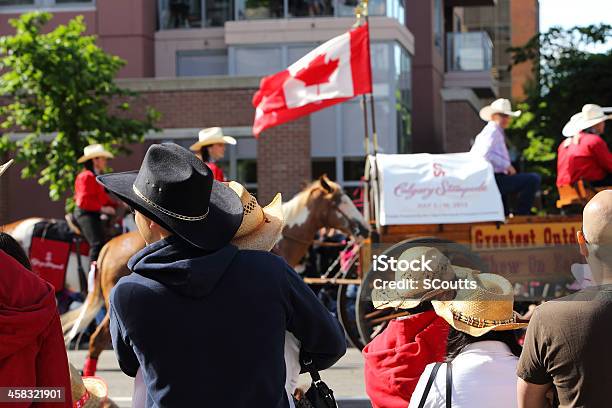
[77, 144, 114, 164]
[479, 98, 521, 122]
[228, 181, 284, 251]
[189, 127, 237, 151]
[432, 273, 528, 337]
[562, 104, 612, 137]
[371, 247, 479, 310]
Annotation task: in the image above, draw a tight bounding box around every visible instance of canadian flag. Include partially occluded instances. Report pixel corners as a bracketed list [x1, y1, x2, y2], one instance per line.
[252, 24, 372, 136]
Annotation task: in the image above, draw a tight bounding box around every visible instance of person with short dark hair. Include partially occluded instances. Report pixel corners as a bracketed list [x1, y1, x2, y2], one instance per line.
[99, 143, 346, 407]
[0, 232, 31, 270]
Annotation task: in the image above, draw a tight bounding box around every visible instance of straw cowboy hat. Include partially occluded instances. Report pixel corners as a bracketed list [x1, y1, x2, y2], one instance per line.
[77, 144, 114, 164]
[562, 104, 612, 137]
[0, 159, 14, 177]
[479, 98, 521, 122]
[432, 273, 528, 337]
[228, 181, 284, 251]
[189, 127, 237, 151]
[371, 247, 478, 310]
[69, 363, 118, 408]
[98, 143, 243, 251]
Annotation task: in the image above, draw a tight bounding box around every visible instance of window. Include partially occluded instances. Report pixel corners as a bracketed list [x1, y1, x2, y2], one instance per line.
[233, 47, 283, 76]
[0, 0, 34, 5]
[205, 0, 234, 27]
[159, 0, 202, 29]
[0, 0, 92, 6]
[236, 0, 283, 20]
[177, 50, 228, 77]
[312, 158, 336, 180]
[434, 0, 443, 51]
[343, 157, 364, 182]
[288, 0, 333, 18]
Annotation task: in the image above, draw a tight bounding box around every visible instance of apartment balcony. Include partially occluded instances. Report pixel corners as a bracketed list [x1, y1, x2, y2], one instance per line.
[444, 31, 498, 98]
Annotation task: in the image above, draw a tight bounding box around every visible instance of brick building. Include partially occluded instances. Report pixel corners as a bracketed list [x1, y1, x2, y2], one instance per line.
[0, 0, 538, 223]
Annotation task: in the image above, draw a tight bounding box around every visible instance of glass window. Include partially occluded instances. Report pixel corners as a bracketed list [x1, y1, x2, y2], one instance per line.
[337, 0, 387, 18]
[55, 0, 92, 3]
[342, 100, 368, 156]
[0, 0, 34, 4]
[159, 0, 202, 29]
[343, 157, 365, 181]
[236, 0, 283, 20]
[288, 0, 333, 18]
[205, 0, 234, 26]
[177, 50, 228, 77]
[236, 159, 257, 184]
[234, 47, 283, 76]
[370, 42, 390, 85]
[288, 45, 315, 65]
[310, 106, 337, 157]
[394, 43, 411, 153]
[434, 0, 443, 50]
[312, 158, 336, 180]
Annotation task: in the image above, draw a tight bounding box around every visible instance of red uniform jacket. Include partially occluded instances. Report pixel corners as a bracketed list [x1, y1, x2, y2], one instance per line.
[205, 162, 226, 182]
[557, 132, 612, 186]
[362, 310, 449, 408]
[0, 251, 72, 408]
[74, 169, 116, 212]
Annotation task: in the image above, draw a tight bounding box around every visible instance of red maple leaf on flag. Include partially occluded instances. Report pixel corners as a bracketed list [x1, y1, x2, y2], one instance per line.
[294, 53, 340, 87]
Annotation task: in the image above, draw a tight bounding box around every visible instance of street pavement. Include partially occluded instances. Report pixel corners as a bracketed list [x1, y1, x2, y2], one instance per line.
[67, 347, 372, 407]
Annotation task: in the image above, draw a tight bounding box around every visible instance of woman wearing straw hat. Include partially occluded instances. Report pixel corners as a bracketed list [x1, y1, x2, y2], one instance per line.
[409, 274, 528, 408]
[189, 127, 236, 181]
[557, 104, 612, 188]
[74, 144, 117, 264]
[470, 98, 541, 215]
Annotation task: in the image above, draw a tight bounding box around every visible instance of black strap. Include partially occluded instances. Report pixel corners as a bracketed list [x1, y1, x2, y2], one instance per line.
[417, 362, 442, 408]
[446, 361, 452, 408]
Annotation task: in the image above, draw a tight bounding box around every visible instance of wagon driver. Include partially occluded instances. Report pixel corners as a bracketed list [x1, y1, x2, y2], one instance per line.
[470, 98, 541, 215]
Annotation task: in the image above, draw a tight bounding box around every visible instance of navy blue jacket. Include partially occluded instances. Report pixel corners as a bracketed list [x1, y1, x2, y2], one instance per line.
[109, 235, 346, 407]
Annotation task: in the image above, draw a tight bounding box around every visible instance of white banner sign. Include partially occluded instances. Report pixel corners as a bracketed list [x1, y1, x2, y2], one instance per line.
[375, 153, 504, 225]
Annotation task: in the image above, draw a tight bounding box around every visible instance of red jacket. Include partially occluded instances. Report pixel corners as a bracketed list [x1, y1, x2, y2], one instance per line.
[205, 162, 226, 182]
[362, 310, 449, 408]
[0, 251, 72, 408]
[74, 169, 116, 212]
[557, 132, 612, 186]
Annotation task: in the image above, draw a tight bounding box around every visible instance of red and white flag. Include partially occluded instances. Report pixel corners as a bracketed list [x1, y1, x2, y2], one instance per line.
[252, 24, 372, 136]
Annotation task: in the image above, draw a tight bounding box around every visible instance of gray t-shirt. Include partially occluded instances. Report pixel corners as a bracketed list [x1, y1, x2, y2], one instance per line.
[517, 285, 612, 407]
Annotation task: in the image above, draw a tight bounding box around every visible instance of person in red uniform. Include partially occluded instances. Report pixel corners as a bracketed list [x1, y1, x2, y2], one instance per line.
[189, 127, 236, 181]
[557, 104, 612, 187]
[74, 144, 117, 263]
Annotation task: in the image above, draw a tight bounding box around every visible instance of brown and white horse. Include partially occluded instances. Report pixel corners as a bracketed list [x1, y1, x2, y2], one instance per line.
[64, 174, 369, 375]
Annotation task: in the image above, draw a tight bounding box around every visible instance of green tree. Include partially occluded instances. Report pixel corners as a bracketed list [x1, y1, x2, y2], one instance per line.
[508, 24, 612, 210]
[0, 12, 158, 207]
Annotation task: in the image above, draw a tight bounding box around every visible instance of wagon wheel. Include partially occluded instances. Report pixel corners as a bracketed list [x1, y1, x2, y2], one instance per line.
[355, 237, 486, 348]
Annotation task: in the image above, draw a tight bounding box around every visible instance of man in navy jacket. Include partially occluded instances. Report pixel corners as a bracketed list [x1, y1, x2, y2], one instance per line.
[98, 143, 346, 407]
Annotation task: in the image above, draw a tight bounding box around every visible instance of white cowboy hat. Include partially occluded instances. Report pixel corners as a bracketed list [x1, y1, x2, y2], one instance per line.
[479, 98, 521, 122]
[371, 247, 478, 310]
[432, 273, 528, 337]
[228, 181, 284, 251]
[562, 104, 612, 137]
[189, 127, 237, 151]
[77, 144, 114, 164]
[0, 159, 14, 177]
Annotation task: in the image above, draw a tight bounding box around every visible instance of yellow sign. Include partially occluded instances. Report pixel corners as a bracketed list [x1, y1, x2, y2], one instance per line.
[471, 222, 582, 251]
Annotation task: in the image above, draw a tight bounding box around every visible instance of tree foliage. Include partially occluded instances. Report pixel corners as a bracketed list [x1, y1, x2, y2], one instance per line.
[508, 24, 612, 210]
[0, 12, 158, 205]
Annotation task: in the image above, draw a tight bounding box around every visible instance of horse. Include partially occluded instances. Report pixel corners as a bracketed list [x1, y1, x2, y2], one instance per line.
[65, 174, 370, 375]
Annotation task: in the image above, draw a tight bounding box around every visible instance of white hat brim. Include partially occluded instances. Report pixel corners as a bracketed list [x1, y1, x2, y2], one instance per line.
[479, 106, 521, 122]
[231, 193, 284, 251]
[189, 136, 237, 151]
[77, 151, 114, 164]
[564, 115, 612, 137]
[0, 159, 14, 177]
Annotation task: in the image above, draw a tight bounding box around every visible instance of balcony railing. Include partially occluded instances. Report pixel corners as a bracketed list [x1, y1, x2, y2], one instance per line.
[446, 31, 493, 72]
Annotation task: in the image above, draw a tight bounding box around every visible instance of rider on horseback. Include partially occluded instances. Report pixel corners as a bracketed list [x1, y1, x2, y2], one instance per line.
[74, 144, 117, 264]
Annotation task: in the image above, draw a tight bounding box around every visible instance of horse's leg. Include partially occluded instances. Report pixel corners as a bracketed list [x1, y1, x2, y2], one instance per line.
[83, 312, 111, 376]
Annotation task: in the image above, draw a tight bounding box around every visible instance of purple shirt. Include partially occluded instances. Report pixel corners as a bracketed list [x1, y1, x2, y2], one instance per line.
[470, 121, 511, 173]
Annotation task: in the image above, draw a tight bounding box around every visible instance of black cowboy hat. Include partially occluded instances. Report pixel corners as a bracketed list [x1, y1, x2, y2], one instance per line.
[97, 143, 243, 251]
